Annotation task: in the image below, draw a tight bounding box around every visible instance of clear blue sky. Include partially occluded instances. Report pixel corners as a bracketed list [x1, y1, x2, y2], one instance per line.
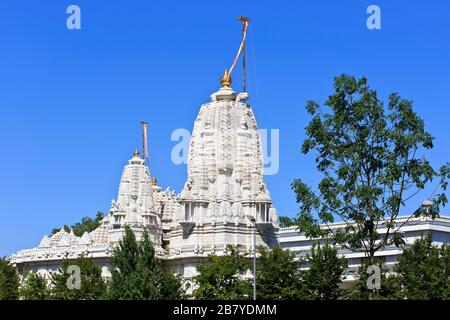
[1, 0, 449, 256]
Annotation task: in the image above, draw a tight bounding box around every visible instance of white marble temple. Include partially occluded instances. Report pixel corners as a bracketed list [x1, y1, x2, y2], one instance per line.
[10, 72, 450, 294]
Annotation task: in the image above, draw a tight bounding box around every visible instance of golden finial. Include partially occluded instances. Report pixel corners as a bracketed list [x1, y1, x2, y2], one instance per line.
[151, 177, 157, 186]
[133, 148, 140, 158]
[220, 69, 232, 87]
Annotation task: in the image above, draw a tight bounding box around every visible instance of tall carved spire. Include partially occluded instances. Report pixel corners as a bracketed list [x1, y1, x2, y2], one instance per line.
[173, 68, 278, 255]
[108, 150, 162, 249]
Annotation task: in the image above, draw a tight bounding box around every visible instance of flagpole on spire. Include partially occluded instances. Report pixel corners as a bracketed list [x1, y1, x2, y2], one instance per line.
[140, 121, 149, 165]
[228, 16, 251, 93]
[238, 16, 250, 93]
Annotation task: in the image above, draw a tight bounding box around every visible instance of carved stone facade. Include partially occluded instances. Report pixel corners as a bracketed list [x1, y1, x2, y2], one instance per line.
[10, 76, 278, 294]
[169, 78, 278, 253]
[107, 150, 163, 248]
[12, 74, 450, 294]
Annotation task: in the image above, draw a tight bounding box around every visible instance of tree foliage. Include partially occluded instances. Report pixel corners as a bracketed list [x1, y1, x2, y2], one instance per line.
[194, 244, 347, 300]
[51, 256, 106, 300]
[292, 74, 450, 263]
[193, 246, 251, 300]
[71, 212, 105, 237]
[51, 225, 70, 235]
[51, 212, 104, 236]
[19, 272, 50, 300]
[256, 247, 305, 299]
[303, 242, 347, 300]
[278, 216, 298, 228]
[107, 226, 184, 300]
[351, 236, 450, 300]
[0, 257, 19, 300]
[159, 271, 186, 300]
[350, 261, 400, 300]
[394, 235, 450, 299]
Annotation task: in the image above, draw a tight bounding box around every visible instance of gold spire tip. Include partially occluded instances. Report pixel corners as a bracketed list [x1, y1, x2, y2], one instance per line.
[133, 148, 140, 157]
[151, 177, 157, 186]
[220, 69, 232, 87]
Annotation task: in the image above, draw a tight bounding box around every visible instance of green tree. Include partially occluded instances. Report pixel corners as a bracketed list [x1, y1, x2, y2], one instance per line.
[19, 272, 50, 300]
[51, 212, 104, 236]
[394, 236, 450, 299]
[349, 261, 400, 300]
[256, 247, 305, 299]
[292, 74, 450, 265]
[278, 216, 297, 228]
[71, 212, 105, 237]
[108, 226, 184, 299]
[135, 228, 161, 299]
[51, 224, 70, 235]
[50, 256, 106, 300]
[193, 246, 251, 300]
[0, 257, 19, 300]
[160, 271, 185, 300]
[303, 242, 347, 300]
[108, 226, 158, 299]
[351, 236, 450, 300]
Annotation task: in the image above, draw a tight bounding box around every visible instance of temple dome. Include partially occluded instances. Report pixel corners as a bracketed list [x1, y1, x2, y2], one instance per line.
[179, 74, 275, 224]
[108, 150, 162, 248]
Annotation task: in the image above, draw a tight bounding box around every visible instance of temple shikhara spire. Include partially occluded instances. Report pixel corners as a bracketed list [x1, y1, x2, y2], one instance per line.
[108, 149, 162, 250]
[165, 62, 278, 279]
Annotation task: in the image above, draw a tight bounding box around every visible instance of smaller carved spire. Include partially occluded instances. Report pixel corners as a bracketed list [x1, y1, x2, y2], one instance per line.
[220, 69, 232, 87]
